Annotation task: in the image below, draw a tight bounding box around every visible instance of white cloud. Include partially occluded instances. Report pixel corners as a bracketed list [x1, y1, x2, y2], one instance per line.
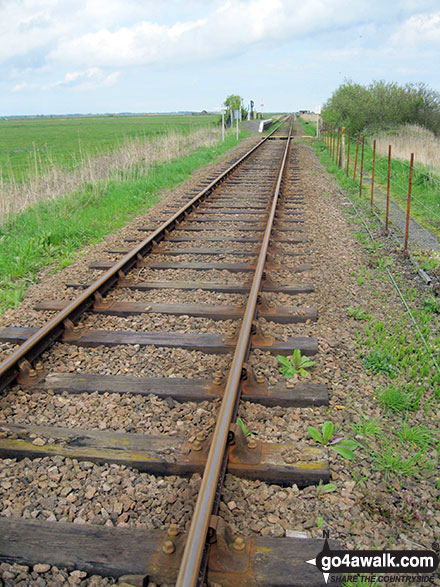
[1, 0, 435, 74]
[2, 0, 440, 105]
[0, 0, 168, 64]
[390, 11, 440, 47]
[0, 0, 72, 62]
[48, 67, 120, 90]
[46, 0, 373, 68]
[12, 81, 28, 91]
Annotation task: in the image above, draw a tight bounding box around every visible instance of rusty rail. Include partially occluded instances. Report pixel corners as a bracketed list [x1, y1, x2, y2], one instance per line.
[0, 122, 285, 393]
[175, 125, 292, 586]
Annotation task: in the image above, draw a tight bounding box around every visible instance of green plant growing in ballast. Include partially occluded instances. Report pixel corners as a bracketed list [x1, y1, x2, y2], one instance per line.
[277, 349, 316, 378]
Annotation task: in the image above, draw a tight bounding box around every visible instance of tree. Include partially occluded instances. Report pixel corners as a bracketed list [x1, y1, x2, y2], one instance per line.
[224, 94, 242, 112]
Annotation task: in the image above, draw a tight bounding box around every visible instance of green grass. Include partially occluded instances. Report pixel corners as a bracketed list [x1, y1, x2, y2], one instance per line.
[351, 416, 382, 438]
[297, 118, 316, 137]
[367, 442, 434, 478]
[377, 385, 422, 413]
[0, 131, 242, 312]
[363, 349, 397, 377]
[0, 113, 218, 182]
[397, 422, 436, 449]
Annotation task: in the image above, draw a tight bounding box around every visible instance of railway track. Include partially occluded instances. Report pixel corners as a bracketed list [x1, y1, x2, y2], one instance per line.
[0, 118, 335, 586]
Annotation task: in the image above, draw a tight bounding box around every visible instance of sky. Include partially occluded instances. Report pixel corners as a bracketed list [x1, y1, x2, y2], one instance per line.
[1, 0, 440, 116]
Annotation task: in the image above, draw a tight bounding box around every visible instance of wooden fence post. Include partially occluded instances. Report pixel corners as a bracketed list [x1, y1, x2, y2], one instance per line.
[336, 128, 341, 165]
[340, 127, 345, 169]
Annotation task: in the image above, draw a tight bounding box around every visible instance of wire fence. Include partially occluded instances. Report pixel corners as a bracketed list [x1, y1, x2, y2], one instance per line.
[321, 124, 440, 252]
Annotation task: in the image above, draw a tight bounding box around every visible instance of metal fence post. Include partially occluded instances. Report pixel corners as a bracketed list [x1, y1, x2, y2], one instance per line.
[353, 133, 360, 181]
[385, 145, 392, 234]
[359, 136, 365, 196]
[404, 153, 414, 254]
[370, 139, 376, 209]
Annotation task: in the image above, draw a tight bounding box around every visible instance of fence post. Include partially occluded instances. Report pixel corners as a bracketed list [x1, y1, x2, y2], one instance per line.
[370, 139, 376, 209]
[359, 136, 365, 196]
[385, 144, 392, 234]
[353, 133, 360, 181]
[346, 130, 351, 177]
[336, 128, 341, 165]
[404, 153, 414, 254]
[340, 127, 345, 168]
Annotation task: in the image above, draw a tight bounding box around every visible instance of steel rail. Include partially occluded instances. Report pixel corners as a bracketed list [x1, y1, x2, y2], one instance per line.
[0, 122, 285, 392]
[175, 124, 292, 587]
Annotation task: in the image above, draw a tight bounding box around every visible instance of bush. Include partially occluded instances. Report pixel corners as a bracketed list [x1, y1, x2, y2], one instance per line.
[322, 80, 440, 136]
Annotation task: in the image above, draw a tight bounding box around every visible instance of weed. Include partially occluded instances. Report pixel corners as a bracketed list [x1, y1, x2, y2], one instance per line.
[315, 480, 337, 497]
[277, 349, 316, 378]
[423, 297, 440, 314]
[397, 422, 436, 449]
[376, 255, 393, 271]
[307, 421, 360, 460]
[347, 306, 371, 320]
[377, 385, 422, 413]
[308, 421, 335, 445]
[368, 443, 433, 478]
[351, 471, 369, 487]
[354, 230, 367, 244]
[363, 349, 396, 376]
[357, 276, 365, 285]
[365, 241, 383, 255]
[236, 418, 256, 437]
[351, 416, 382, 438]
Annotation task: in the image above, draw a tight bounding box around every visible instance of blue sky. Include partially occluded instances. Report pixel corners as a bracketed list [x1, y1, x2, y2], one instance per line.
[1, 0, 440, 116]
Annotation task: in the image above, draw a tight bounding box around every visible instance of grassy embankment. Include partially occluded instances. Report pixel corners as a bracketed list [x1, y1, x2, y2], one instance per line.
[0, 115, 248, 312]
[297, 116, 439, 549]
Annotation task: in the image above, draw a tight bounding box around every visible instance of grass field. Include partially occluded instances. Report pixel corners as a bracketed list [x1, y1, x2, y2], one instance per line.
[0, 113, 218, 182]
[0, 122, 246, 312]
